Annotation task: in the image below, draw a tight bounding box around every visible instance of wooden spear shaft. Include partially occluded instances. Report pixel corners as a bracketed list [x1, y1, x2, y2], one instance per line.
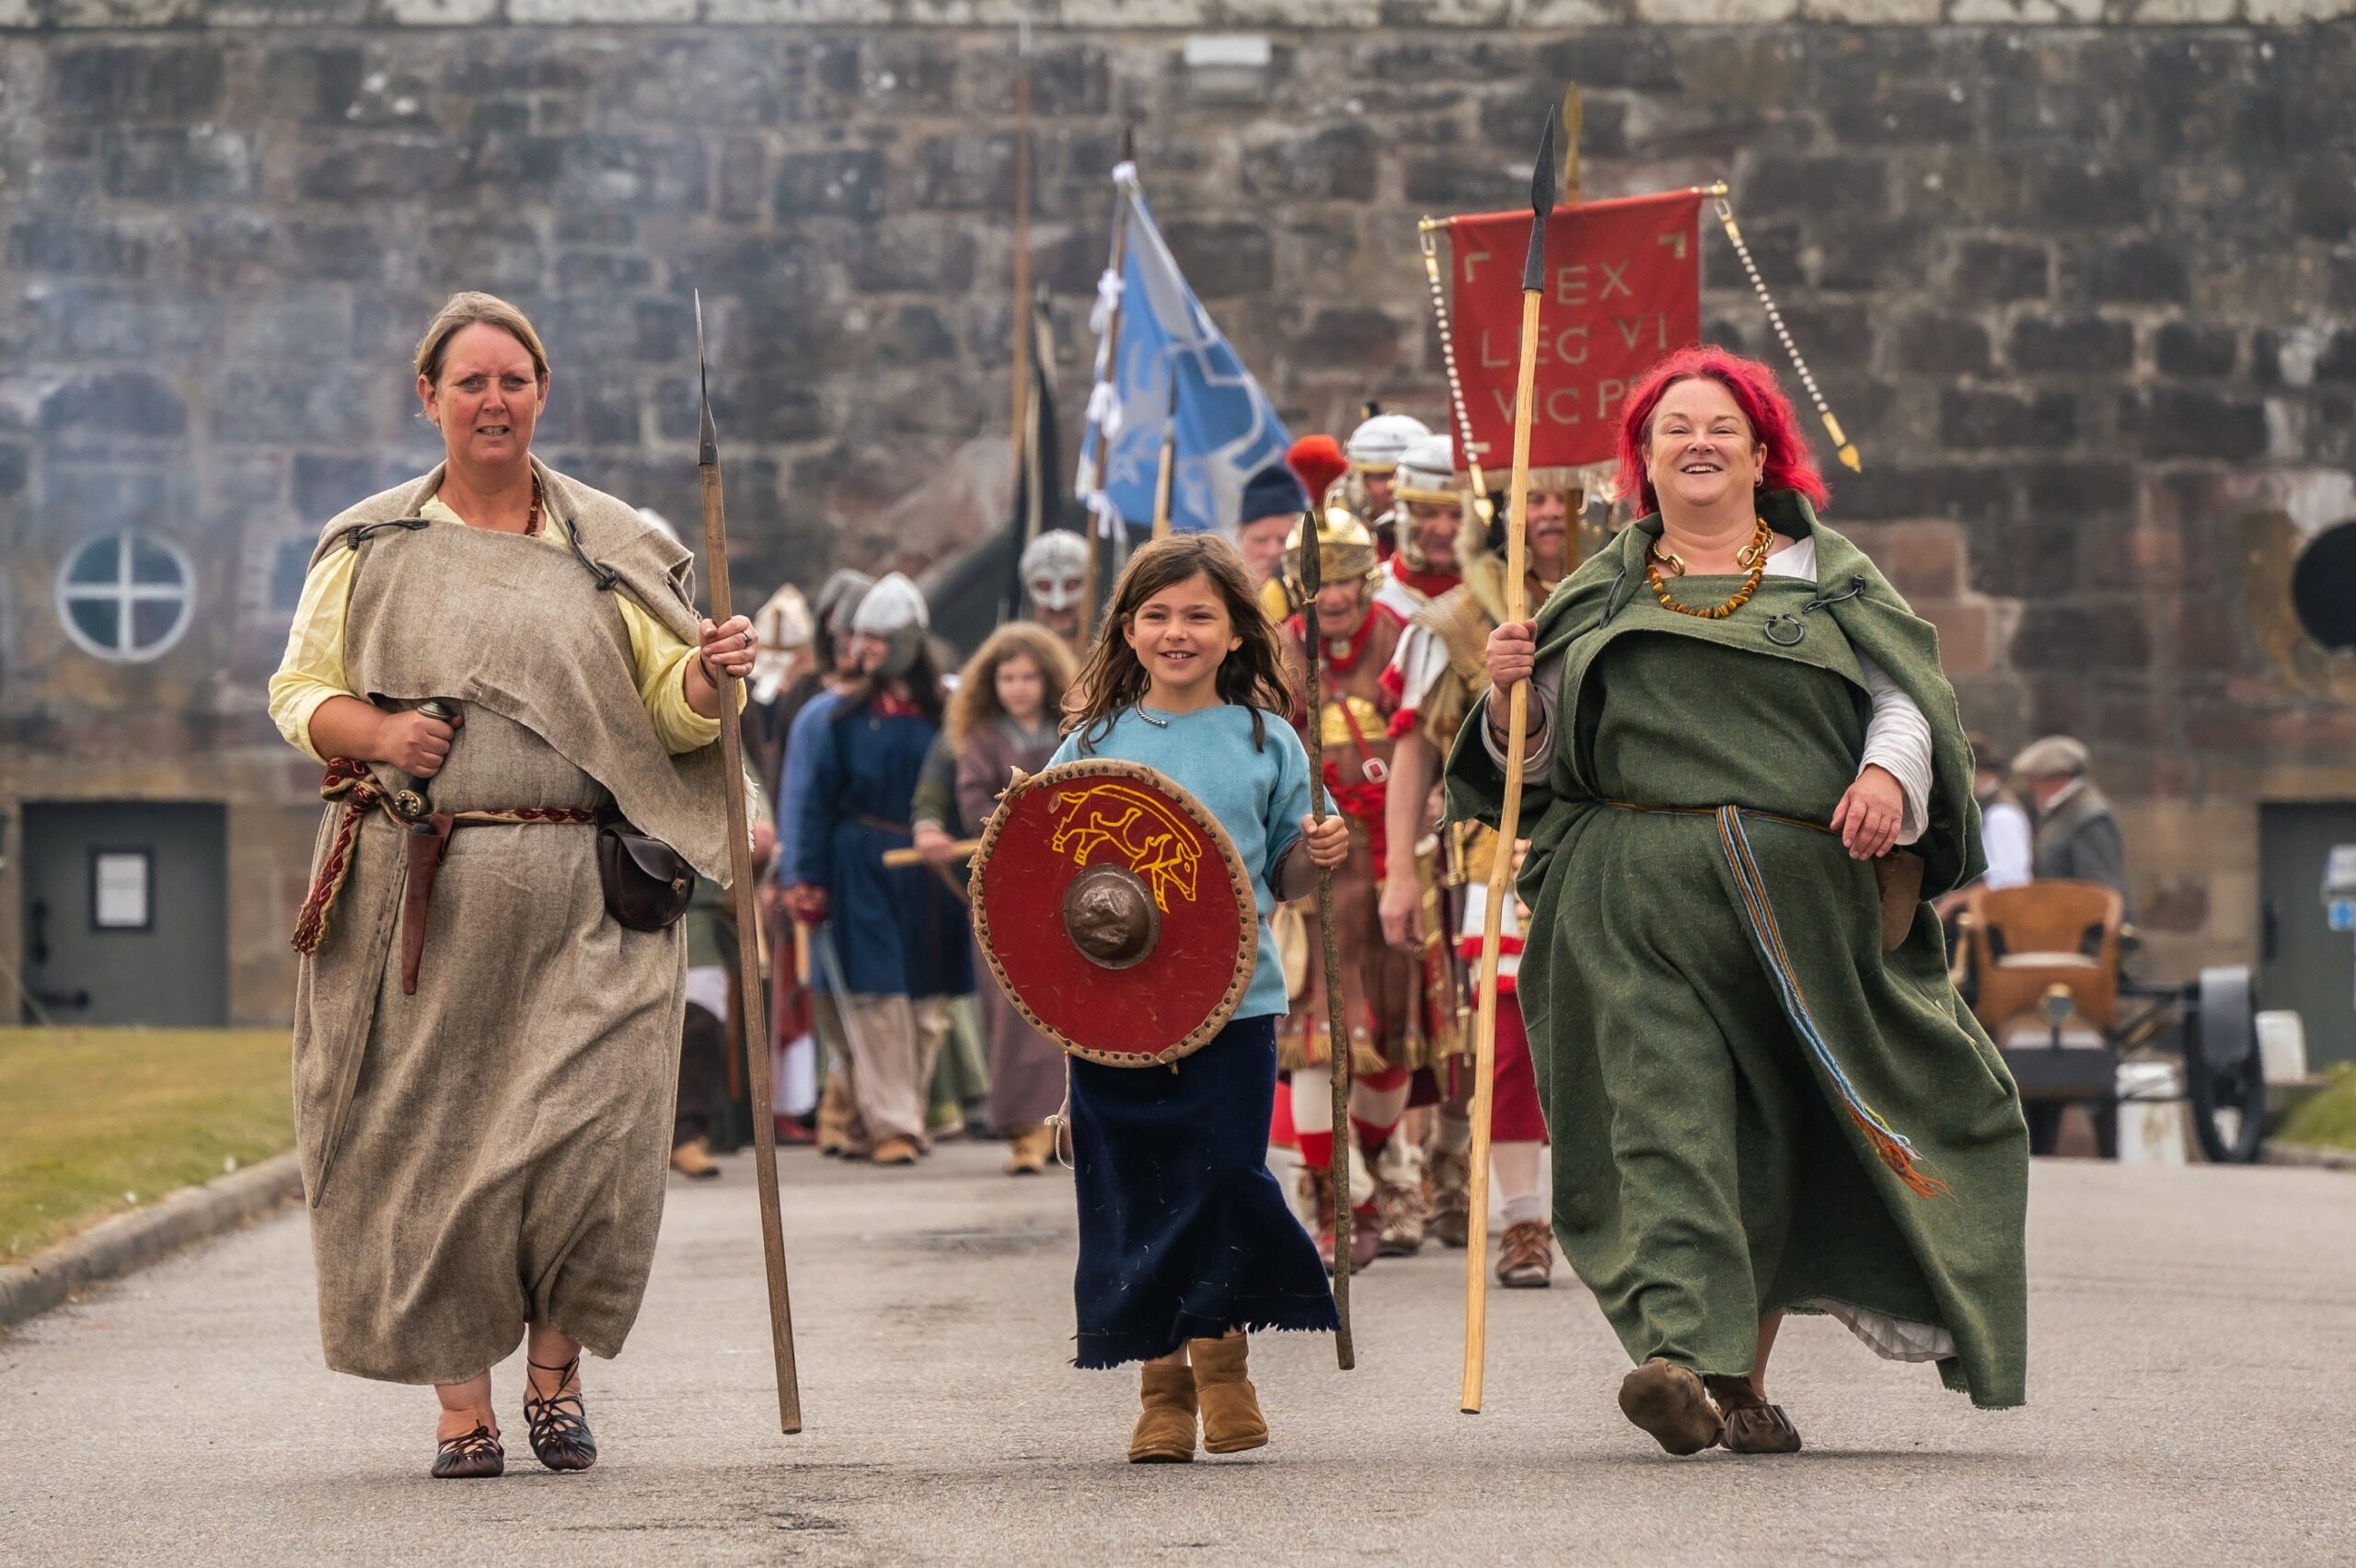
[1079, 129, 1137, 640]
[1462, 111, 1557, 1416]
[696, 294, 803, 1435]
[1297, 517, 1356, 1371]
[1150, 363, 1178, 541]
[1008, 51, 1033, 493]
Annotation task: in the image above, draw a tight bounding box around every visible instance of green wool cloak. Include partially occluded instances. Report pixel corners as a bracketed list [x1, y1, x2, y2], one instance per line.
[1445, 490, 2028, 1408]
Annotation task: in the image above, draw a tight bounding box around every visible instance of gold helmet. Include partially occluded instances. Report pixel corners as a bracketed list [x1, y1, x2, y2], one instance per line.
[1283, 504, 1381, 603]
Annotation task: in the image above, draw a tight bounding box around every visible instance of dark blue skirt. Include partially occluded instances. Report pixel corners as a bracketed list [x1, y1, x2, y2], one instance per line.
[1068, 1014, 1340, 1368]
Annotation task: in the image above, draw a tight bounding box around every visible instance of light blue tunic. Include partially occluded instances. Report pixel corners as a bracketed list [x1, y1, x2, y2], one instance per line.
[1050, 704, 1322, 1020]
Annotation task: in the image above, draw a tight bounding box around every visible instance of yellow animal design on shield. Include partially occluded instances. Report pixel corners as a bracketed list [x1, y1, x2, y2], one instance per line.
[1049, 784, 1204, 911]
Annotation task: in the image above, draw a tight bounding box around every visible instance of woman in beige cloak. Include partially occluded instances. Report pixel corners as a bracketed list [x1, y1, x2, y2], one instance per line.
[268, 293, 753, 1479]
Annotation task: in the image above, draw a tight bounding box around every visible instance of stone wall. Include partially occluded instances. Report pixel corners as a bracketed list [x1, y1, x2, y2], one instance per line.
[2, 3, 2352, 1020]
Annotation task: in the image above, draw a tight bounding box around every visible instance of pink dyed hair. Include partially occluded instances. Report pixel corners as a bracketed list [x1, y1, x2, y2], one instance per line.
[1612, 345, 1831, 517]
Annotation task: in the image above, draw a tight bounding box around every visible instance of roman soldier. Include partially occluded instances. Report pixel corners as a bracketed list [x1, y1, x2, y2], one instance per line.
[1017, 528, 1089, 651]
[1276, 499, 1433, 1271]
[1379, 473, 1581, 1287]
[1374, 432, 1470, 623]
[1342, 409, 1431, 548]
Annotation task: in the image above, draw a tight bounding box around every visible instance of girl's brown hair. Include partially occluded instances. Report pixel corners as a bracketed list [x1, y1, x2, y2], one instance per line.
[414, 291, 551, 388]
[946, 621, 1077, 749]
[1062, 534, 1289, 753]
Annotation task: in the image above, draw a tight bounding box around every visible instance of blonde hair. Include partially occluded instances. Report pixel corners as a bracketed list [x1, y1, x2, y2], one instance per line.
[945, 622, 1077, 750]
[414, 291, 550, 387]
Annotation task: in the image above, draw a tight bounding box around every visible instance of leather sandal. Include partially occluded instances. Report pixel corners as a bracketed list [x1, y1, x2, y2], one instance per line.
[1618, 1359, 1723, 1456]
[524, 1355, 597, 1472]
[431, 1423, 504, 1480]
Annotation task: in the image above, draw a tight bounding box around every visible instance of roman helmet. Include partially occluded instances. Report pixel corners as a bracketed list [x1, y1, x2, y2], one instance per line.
[1018, 530, 1088, 616]
[1282, 504, 1382, 606]
[1390, 432, 1470, 572]
[849, 571, 929, 678]
[1342, 410, 1431, 521]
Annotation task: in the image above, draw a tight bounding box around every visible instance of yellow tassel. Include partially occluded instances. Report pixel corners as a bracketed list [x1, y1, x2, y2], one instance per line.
[1846, 1101, 1950, 1200]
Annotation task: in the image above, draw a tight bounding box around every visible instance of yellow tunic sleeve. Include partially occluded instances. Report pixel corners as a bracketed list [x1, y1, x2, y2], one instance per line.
[267, 546, 359, 764]
[615, 596, 731, 755]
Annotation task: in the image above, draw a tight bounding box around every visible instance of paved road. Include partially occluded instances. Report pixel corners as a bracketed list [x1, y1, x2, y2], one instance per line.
[4, 1146, 2351, 1566]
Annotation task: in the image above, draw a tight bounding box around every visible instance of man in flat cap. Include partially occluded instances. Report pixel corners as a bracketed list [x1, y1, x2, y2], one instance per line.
[2014, 734, 2131, 917]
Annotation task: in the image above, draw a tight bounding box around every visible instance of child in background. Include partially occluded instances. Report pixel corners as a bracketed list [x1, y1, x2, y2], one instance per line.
[1050, 534, 1349, 1463]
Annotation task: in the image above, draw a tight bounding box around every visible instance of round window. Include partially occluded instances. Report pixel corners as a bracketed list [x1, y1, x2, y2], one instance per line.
[56, 530, 194, 662]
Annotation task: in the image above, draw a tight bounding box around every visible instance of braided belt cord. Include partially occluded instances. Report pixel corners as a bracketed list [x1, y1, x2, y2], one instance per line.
[288, 759, 598, 955]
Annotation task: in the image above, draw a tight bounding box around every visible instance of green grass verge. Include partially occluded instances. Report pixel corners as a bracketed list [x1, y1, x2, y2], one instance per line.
[2278, 1063, 2356, 1153]
[0, 1028, 292, 1263]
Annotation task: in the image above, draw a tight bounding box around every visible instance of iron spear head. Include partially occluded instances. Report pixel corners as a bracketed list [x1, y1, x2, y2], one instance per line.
[1297, 505, 1322, 597]
[1524, 107, 1559, 294]
[694, 289, 718, 468]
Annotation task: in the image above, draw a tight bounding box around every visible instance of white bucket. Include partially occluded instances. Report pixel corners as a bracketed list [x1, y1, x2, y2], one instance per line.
[2256, 1010, 2309, 1086]
[2115, 1060, 2188, 1166]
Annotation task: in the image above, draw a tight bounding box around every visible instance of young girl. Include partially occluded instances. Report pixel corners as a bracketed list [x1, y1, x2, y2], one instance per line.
[913, 622, 1079, 1173]
[1049, 534, 1350, 1464]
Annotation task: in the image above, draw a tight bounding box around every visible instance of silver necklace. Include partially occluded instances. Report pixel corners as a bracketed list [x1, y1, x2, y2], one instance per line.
[1135, 703, 1170, 729]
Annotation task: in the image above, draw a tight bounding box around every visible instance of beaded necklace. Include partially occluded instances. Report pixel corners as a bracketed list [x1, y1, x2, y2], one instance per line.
[1646, 516, 1773, 621]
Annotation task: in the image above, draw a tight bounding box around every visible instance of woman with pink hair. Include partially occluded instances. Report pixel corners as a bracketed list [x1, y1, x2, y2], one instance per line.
[1445, 347, 2028, 1456]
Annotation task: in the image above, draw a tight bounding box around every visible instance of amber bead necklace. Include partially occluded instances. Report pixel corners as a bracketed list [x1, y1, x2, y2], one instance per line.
[1646, 516, 1773, 620]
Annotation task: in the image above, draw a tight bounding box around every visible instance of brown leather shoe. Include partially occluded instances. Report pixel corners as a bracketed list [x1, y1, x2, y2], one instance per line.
[1127, 1364, 1197, 1463]
[1618, 1359, 1723, 1456]
[871, 1136, 921, 1166]
[1188, 1337, 1269, 1455]
[1495, 1219, 1554, 1287]
[1375, 1179, 1427, 1256]
[1706, 1373, 1803, 1455]
[669, 1137, 721, 1180]
[1426, 1147, 1471, 1249]
[1005, 1122, 1053, 1175]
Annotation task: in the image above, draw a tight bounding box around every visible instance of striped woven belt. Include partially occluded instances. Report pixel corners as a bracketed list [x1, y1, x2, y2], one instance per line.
[1596, 798, 1947, 1200]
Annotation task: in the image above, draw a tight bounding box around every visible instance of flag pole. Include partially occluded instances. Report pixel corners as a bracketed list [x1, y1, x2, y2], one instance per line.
[1008, 19, 1034, 507]
[1079, 126, 1137, 641]
[1150, 363, 1179, 540]
[1462, 110, 1556, 1418]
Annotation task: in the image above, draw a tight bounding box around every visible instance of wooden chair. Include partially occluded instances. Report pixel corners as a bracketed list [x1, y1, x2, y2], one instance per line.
[1965, 880, 2124, 1037]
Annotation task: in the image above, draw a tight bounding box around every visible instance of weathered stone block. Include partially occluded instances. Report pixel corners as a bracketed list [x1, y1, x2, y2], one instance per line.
[9, 217, 154, 280]
[291, 453, 380, 521]
[2008, 317, 2133, 376]
[560, 136, 709, 215]
[50, 43, 225, 124]
[1287, 307, 1403, 375]
[1738, 154, 1890, 224]
[1887, 312, 1991, 377]
[1940, 387, 2077, 452]
[1240, 125, 1379, 204]
[2087, 240, 2189, 306]
[2123, 388, 2269, 462]
[1161, 220, 1274, 299]
[2011, 602, 2151, 673]
[849, 214, 980, 295]
[777, 149, 889, 221]
[2154, 323, 2238, 380]
[2027, 162, 2149, 230]
[2021, 459, 2138, 525]
[0, 444, 29, 499]
[911, 133, 1026, 213]
[40, 372, 187, 439]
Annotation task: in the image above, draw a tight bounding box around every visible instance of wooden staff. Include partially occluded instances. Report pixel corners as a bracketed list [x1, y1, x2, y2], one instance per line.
[1079, 127, 1137, 640]
[695, 293, 803, 1435]
[1296, 508, 1356, 1371]
[1008, 25, 1033, 501]
[880, 838, 980, 869]
[1462, 111, 1557, 1417]
[1150, 363, 1179, 540]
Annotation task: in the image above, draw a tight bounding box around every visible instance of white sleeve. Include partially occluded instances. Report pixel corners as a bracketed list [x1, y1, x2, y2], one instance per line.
[1388, 621, 1454, 721]
[1478, 651, 1562, 782]
[1980, 801, 2034, 889]
[1854, 651, 1933, 847]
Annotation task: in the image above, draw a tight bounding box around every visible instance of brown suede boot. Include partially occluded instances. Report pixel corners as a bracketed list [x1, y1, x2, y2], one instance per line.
[1126, 1364, 1198, 1463]
[1706, 1373, 1803, 1455]
[1187, 1337, 1270, 1455]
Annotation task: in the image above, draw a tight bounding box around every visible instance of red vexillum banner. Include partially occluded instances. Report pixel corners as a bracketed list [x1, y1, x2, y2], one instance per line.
[1438, 188, 1703, 472]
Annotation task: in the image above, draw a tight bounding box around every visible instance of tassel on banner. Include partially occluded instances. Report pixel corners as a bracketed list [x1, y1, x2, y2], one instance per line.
[1090, 269, 1125, 339]
[1084, 379, 1124, 439]
[1087, 490, 1123, 539]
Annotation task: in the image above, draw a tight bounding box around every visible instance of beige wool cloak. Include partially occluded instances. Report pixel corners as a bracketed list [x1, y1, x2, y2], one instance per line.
[291, 458, 732, 1385]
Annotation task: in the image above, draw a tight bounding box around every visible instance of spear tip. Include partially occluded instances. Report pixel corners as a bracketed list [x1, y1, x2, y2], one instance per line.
[693, 289, 718, 467]
[1524, 107, 1560, 293]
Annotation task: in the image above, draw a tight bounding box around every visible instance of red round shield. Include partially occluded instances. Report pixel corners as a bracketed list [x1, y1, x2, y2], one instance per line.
[973, 758, 1258, 1067]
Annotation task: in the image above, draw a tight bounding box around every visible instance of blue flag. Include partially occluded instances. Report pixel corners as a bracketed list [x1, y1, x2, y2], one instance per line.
[1076, 169, 1293, 536]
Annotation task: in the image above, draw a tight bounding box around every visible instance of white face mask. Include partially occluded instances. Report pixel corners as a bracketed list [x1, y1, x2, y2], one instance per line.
[1028, 573, 1085, 613]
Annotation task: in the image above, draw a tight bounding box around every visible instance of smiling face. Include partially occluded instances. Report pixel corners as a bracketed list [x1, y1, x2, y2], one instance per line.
[420, 322, 547, 477]
[1313, 577, 1371, 640]
[994, 652, 1045, 725]
[1645, 376, 1768, 516]
[1123, 570, 1242, 703]
[1522, 488, 1569, 569]
[1404, 499, 1461, 571]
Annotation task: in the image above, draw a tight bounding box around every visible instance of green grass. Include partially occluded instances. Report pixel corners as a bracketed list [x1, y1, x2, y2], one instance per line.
[2279, 1063, 2356, 1153]
[0, 1028, 293, 1263]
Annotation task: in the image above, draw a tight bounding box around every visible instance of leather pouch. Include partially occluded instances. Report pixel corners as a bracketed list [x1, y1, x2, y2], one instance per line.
[1874, 849, 1925, 953]
[596, 821, 695, 931]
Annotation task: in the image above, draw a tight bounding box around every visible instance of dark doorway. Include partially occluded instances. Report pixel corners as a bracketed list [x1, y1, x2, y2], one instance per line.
[19, 801, 228, 1027]
[2258, 801, 2356, 1071]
